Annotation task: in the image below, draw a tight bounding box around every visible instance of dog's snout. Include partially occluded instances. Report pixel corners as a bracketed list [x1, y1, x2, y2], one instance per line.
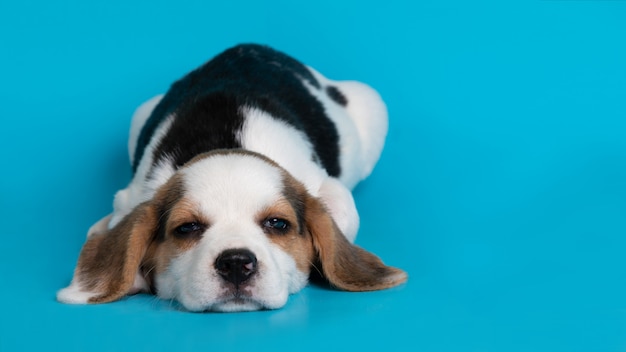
[215, 248, 258, 285]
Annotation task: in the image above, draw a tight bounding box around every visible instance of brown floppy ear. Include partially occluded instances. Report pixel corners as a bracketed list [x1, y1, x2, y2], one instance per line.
[306, 196, 407, 291]
[57, 201, 158, 304]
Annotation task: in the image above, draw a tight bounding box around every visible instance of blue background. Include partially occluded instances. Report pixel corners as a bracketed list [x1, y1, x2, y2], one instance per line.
[1, 0, 625, 351]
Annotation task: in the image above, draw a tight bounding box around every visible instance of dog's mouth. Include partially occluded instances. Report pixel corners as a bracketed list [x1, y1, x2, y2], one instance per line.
[208, 295, 265, 312]
[205, 288, 265, 312]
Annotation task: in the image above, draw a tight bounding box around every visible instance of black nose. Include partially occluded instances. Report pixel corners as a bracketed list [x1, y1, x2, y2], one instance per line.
[215, 249, 258, 285]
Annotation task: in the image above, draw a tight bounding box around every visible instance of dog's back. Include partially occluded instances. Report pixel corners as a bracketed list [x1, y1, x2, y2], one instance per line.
[133, 44, 341, 177]
[115, 44, 388, 237]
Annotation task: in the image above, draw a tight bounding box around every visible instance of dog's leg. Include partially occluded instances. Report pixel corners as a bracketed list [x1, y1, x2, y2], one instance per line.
[318, 177, 360, 243]
[332, 81, 388, 182]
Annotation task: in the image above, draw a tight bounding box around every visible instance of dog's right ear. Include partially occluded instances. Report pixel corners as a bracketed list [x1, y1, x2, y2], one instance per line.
[306, 195, 407, 291]
[56, 201, 159, 304]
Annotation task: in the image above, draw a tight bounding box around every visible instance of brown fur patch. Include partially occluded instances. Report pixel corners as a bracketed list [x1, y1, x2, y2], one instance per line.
[77, 201, 158, 303]
[259, 197, 314, 273]
[164, 198, 209, 249]
[72, 174, 187, 303]
[152, 197, 210, 275]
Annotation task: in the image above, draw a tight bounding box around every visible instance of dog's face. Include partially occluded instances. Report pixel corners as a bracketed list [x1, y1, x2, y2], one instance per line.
[151, 151, 316, 312]
[61, 150, 406, 312]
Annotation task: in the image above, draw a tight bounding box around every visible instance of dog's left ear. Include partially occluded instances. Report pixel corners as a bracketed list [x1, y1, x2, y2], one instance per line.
[57, 201, 158, 304]
[306, 196, 407, 291]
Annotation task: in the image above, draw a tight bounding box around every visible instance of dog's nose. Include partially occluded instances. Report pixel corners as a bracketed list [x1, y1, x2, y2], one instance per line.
[215, 248, 257, 285]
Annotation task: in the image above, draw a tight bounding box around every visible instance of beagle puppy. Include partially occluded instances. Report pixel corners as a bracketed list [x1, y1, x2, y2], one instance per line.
[57, 44, 407, 312]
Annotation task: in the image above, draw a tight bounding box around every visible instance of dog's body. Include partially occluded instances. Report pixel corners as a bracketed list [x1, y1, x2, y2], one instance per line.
[58, 44, 406, 312]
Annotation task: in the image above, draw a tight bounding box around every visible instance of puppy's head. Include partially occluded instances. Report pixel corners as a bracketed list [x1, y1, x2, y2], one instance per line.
[57, 150, 407, 312]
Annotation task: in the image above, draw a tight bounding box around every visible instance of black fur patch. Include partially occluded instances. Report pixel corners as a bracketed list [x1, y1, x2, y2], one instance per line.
[152, 93, 245, 170]
[326, 86, 348, 106]
[133, 44, 341, 177]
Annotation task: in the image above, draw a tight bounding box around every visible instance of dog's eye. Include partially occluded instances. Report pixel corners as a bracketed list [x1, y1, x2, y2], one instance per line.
[174, 222, 205, 237]
[262, 218, 290, 233]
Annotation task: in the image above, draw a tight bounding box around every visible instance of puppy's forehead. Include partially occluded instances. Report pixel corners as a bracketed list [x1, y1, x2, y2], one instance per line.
[180, 152, 285, 213]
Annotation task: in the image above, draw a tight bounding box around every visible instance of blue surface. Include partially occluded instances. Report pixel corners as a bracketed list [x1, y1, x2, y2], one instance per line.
[1, 1, 625, 351]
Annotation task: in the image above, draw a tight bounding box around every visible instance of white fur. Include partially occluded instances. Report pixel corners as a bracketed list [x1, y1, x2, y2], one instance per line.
[318, 177, 360, 243]
[238, 107, 326, 196]
[155, 154, 307, 312]
[57, 281, 94, 304]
